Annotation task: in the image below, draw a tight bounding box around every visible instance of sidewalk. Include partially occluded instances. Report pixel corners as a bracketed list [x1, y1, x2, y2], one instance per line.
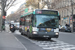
[0, 31, 25, 50]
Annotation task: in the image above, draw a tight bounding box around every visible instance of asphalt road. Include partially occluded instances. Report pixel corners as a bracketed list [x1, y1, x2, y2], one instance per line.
[14, 31, 43, 50]
[12, 31, 75, 50]
[58, 32, 75, 45]
[5, 24, 75, 50]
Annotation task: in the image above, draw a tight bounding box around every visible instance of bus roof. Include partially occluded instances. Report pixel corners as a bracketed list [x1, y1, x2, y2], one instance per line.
[20, 9, 59, 17]
[21, 12, 33, 17]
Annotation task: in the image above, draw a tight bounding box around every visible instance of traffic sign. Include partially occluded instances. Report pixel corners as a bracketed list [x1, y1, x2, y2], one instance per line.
[2, 16, 6, 19]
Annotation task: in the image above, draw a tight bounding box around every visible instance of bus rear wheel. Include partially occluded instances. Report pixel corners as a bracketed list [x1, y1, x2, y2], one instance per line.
[27, 32, 32, 39]
[21, 32, 23, 35]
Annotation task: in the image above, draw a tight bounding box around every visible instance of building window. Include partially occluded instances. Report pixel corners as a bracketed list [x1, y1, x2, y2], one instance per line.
[67, 9, 68, 16]
[62, 10, 63, 17]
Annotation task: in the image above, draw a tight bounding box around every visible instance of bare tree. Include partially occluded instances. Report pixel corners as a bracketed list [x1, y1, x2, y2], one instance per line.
[43, 0, 52, 9]
[6, 11, 21, 22]
[0, 0, 17, 31]
[25, 0, 46, 9]
[0, 0, 17, 11]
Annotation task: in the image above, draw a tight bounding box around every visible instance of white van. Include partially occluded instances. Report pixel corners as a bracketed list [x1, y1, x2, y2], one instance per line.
[14, 22, 20, 30]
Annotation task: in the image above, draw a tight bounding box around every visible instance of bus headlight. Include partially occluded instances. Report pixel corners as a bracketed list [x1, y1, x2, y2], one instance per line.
[33, 32, 37, 34]
[55, 33, 59, 35]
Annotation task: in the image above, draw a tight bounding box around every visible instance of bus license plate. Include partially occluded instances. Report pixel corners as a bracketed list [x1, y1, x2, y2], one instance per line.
[43, 35, 49, 37]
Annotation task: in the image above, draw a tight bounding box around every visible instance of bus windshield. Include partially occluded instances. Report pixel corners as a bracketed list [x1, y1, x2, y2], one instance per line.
[35, 15, 59, 28]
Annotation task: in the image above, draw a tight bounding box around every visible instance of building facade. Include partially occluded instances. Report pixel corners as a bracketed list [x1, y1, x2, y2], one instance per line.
[51, 0, 75, 27]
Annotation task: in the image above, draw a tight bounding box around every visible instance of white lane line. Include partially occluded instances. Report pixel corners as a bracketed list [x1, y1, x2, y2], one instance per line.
[8, 31, 27, 50]
[14, 36, 27, 50]
[43, 48, 71, 50]
[62, 48, 70, 50]
[42, 40, 75, 50]
[15, 31, 41, 49]
[20, 35, 75, 50]
[43, 47, 62, 50]
[43, 46, 72, 50]
[70, 47, 75, 49]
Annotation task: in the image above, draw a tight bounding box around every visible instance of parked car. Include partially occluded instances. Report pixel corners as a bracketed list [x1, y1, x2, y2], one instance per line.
[60, 25, 71, 32]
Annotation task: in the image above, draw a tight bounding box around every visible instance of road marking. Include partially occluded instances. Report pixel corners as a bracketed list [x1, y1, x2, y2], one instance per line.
[13, 31, 27, 50]
[14, 36, 27, 50]
[15, 31, 75, 50]
[20, 35, 75, 50]
[21, 35, 34, 42]
[31, 38, 75, 50]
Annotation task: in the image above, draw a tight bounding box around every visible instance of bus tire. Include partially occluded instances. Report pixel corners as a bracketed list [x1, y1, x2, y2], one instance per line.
[27, 32, 30, 38]
[21, 32, 23, 35]
[28, 33, 33, 39]
[48, 37, 51, 40]
[28, 35, 32, 39]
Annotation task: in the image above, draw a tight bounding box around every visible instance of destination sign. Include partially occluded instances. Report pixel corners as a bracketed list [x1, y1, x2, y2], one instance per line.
[35, 10, 58, 16]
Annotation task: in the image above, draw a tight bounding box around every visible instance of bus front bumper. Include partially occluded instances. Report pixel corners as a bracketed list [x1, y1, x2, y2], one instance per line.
[32, 32, 59, 38]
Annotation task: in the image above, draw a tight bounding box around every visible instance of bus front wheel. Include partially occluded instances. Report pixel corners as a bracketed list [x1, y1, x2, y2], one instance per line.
[48, 37, 51, 40]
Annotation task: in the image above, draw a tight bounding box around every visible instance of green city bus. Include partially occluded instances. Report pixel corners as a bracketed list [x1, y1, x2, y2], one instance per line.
[19, 9, 60, 39]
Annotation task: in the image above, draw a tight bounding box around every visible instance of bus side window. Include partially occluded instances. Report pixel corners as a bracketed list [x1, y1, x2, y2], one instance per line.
[29, 16, 32, 25]
[20, 17, 25, 25]
[31, 14, 34, 26]
[31, 14, 34, 20]
[20, 21, 22, 25]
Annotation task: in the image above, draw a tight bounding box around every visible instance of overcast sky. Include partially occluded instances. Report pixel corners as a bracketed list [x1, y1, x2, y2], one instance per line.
[7, 0, 26, 15]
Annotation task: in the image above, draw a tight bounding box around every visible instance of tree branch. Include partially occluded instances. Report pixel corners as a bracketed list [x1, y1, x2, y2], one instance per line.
[5, 0, 16, 11]
[6, 0, 13, 7]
